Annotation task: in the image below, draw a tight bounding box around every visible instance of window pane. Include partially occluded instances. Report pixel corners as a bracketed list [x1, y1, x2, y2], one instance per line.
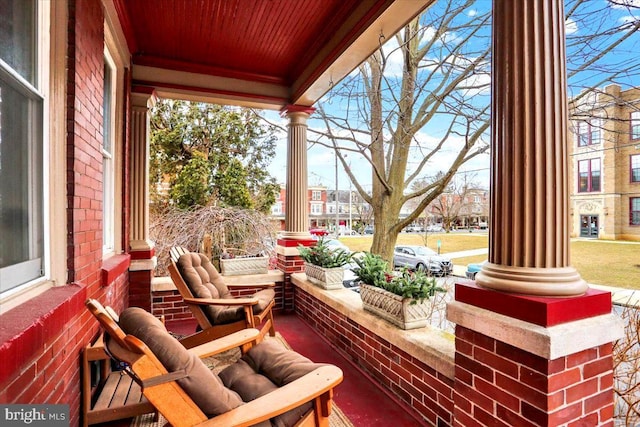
[0, 70, 43, 290]
[631, 198, 640, 225]
[632, 112, 640, 140]
[0, 0, 36, 84]
[632, 155, 640, 183]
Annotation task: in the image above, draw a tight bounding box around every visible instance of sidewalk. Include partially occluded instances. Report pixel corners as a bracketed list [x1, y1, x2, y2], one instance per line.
[443, 248, 487, 277]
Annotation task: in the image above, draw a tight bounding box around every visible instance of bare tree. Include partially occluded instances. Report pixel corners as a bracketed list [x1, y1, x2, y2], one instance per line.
[303, 0, 639, 262]
[310, 0, 491, 261]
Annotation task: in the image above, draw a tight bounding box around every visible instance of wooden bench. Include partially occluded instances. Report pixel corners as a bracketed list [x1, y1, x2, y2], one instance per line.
[82, 334, 156, 427]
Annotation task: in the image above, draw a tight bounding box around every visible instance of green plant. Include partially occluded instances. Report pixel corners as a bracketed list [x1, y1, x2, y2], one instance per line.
[353, 252, 445, 303]
[298, 237, 353, 268]
[352, 252, 390, 288]
[384, 267, 445, 304]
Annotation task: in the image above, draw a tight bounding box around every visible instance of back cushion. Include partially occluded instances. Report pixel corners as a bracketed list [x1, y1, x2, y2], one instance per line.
[177, 253, 243, 324]
[219, 339, 327, 427]
[117, 307, 243, 416]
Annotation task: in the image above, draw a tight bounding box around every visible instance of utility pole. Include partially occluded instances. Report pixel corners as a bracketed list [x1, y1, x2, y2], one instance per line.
[335, 152, 339, 238]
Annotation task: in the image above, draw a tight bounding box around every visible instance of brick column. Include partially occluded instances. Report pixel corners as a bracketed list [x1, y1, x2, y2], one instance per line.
[128, 87, 156, 311]
[448, 287, 622, 426]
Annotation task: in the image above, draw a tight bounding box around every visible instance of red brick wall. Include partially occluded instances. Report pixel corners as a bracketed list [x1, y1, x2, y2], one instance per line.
[66, 0, 105, 287]
[152, 290, 193, 321]
[151, 282, 287, 321]
[294, 287, 455, 426]
[454, 325, 615, 427]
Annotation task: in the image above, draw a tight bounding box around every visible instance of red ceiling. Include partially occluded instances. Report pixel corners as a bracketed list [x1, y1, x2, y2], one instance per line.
[116, 0, 370, 85]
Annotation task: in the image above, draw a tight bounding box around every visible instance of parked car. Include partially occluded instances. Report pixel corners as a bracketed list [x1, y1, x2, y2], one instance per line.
[426, 224, 444, 232]
[342, 261, 359, 288]
[323, 238, 352, 254]
[465, 260, 487, 280]
[393, 245, 453, 276]
[339, 228, 359, 236]
[405, 225, 424, 233]
[363, 225, 374, 235]
[309, 227, 329, 237]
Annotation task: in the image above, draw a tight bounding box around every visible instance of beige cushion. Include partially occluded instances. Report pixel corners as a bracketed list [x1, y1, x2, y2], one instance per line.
[117, 307, 243, 416]
[220, 339, 327, 427]
[177, 253, 275, 324]
[117, 308, 326, 427]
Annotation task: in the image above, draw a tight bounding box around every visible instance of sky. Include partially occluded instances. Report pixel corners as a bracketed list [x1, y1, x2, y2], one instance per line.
[266, 0, 640, 194]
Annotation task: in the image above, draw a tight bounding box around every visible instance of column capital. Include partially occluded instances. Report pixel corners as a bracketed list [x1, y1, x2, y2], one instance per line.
[131, 86, 157, 109]
[280, 104, 316, 118]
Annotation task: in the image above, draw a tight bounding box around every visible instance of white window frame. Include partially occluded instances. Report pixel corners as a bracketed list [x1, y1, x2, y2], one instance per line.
[102, 19, 126, 259]
[102, 52, 116, 254]
[0, 1, 65, 311]
[310, 203, 323, 215]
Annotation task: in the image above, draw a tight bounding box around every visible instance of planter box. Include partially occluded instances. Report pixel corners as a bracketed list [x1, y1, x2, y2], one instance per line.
[220, 256, 269, 276]
[304, 263, 344, 290]
[359, 284, 430, 330]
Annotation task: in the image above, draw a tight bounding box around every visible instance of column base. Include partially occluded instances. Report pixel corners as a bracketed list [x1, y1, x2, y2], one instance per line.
[476, 262, 588, 296]
[280, 231, 313, 240]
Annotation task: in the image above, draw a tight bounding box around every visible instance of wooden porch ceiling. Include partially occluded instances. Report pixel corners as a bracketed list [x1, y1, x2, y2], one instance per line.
[111, 0, 432, 109]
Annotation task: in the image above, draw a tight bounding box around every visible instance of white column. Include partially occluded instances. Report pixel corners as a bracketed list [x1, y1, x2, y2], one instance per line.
[476, 0, 587, 296]
[281, 106, 314, 239]
[129, 88, 156, 252]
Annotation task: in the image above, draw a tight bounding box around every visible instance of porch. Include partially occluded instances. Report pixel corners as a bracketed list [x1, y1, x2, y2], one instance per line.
[0, 0, 626, 426]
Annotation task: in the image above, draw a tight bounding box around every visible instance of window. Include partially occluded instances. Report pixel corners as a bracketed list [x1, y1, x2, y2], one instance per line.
[311, 190, 321, 201]
[310, 203, 322, 215]
[631, 198, 640, 226]
[632, 111, 640, 140]
[632, 154, 640, 183]
[578, 158, 601, 193]
[574, 119, 602, 147]
[271, 202, 282, 215]
[0, 0, 45, 293]
[102, 55, 115, 254]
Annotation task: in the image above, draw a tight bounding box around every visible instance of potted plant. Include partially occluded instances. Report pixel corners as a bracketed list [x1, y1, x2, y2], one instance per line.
[353, 252, 445, 330]
[219, 250, 269, 276]
[298, 237, 353, 290]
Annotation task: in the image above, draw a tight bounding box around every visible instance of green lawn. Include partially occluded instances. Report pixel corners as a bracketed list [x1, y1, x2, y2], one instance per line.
[339, 233, 640, 289]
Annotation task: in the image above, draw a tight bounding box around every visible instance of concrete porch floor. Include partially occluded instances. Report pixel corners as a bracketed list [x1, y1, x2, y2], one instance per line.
[162, 312, 428, 427]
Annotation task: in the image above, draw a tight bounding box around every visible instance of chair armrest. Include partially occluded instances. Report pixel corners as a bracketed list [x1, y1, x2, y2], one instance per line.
[183, 297, 259, 306]
[199, 365, 344, 427]
[226, 282, 275, 290]
[187, 328, 260, 359]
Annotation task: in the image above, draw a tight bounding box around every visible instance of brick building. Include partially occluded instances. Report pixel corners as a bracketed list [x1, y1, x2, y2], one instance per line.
[569, 84, 640, 240]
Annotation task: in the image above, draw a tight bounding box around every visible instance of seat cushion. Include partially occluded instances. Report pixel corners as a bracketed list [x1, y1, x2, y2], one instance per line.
[117, 307, 243, 416]
[252, 288, 275, 315]
[219, 339, 327, 427]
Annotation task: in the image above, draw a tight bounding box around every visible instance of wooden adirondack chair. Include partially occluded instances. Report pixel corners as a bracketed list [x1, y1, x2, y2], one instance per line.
[85, 299, 343, 427]
[168, 246, 276, 348]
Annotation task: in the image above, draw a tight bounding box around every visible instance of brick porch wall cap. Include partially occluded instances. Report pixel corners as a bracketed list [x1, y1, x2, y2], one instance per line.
[291, 273, 455, 379]
[153, 270, 285, 292]
[447, 300, 624, 359]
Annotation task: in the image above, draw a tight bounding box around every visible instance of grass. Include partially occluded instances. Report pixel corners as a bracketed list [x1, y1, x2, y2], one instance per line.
[339, 233, 640, 290]
[342, 232, 488, 253]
